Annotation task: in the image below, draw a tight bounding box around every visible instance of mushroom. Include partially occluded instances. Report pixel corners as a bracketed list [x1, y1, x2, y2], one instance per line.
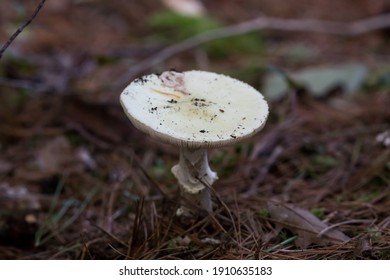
[120, 70, 269, 216]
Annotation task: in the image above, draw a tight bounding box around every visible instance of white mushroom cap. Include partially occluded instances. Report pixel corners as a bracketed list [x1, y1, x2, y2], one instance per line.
[120, 70, 269, 148]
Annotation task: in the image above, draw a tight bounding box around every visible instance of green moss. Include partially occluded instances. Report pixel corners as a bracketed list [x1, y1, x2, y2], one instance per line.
[149, 158, 174, 181]
[148, 11, 219, 41]
[258, 208, 269, 219]
[357, 191, 381, 203]
[3, 56, 37, 75]
[203, 32, 264, 59]
[210, 150, 239, 177]
[363, 66, 390, 91]
[228, 63, 265, 88]
[305, 154, 340, 179]
[148, 11, 264, 59]
[366, 227, 382, 240]
[310, 207, 326, 220]
[65, 131, 84, 146]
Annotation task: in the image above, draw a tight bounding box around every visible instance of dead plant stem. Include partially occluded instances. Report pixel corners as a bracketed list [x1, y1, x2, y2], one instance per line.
[0, 0, 46, 59]
[117, 13, 390, 84]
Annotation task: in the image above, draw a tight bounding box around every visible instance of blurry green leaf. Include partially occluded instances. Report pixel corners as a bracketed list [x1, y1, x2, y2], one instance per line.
[263, 64, 368, 101]
[363, 65, 390, 90]
[3, 56, 37, 74]
[258, 208, 269, 219]
[149, 159, 173, 180]
[148, 11, 220, 41]
[367, 227, 382, 240]
[204, 32, 264, 59]
[357, 191, 381, 203]
[211, 150, 227, 166]
[310, 207, 326, 220]
[228, 63, 264, 87]
[148, 11, 264, 58]
[210, 150, 239, 177]
[306, 155, 339, 178]
[311, 155, 339, 169]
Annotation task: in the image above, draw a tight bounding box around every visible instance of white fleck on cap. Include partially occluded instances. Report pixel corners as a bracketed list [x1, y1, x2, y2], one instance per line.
[120, 70, 269, 148]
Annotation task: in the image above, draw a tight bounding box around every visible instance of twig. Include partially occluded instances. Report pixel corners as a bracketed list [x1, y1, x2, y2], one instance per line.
[242, 145, 283, 197]
[0, 0, 46, 59]
[117, 13, 390, 85]
[317, 219, 374, 238]
[93, 223, 128, 247]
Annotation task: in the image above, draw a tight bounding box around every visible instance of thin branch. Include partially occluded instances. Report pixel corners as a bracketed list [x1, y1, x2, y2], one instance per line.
[242, 145, 283, 197]
[0, 0, 46, 59]
[317, 219, 374, 238]
[117, 13, 390, 85]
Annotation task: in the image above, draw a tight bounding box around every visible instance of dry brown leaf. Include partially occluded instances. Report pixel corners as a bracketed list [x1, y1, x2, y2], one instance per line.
[267, 200, 350, 248]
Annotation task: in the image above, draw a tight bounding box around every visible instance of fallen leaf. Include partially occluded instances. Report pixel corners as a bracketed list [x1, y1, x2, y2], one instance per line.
[267, 200, 350, 248]
[263, 64, 368, 101]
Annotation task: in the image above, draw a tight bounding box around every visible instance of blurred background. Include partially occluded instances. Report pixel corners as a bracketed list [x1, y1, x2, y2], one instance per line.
[0, 0, 390, 259]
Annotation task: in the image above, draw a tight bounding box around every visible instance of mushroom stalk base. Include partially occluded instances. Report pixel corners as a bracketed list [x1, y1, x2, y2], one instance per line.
[171, 147, 218, 217]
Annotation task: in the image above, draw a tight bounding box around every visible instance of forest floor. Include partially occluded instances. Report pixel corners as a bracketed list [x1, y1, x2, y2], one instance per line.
[0, 0, 390, 259]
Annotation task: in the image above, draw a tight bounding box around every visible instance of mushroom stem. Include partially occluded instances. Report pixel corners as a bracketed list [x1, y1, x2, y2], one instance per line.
[171, 147, 218, 216]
